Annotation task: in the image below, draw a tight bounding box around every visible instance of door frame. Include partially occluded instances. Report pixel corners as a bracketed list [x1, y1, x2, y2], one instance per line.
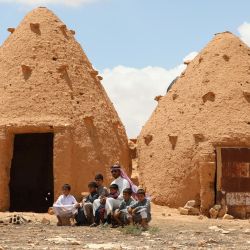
[216, 146, 250, 218]
[0, 124, 73, 211]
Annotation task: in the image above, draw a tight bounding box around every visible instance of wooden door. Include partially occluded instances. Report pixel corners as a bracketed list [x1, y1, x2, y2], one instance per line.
[216, 147, 250, 218]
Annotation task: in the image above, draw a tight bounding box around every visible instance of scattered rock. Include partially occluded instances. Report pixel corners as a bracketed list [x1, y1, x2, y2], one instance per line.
[48, 207, 54, 215]
[8, 214, 30, 225]
[221, 230, 230, 234]
[184, 200, 196, 208]
[70, 240, 81, 245]
[209, 208, 218, 219]
[188, 207, 200, 216]
[41, 218, 50, 225]
[213, 204, 221, 211]
[223, 214, 234, 220]
[198, 240, 206, 247]
[179, 207, 189, 215]
[244, 229, 250, 234]
[209, 225, 229, 234]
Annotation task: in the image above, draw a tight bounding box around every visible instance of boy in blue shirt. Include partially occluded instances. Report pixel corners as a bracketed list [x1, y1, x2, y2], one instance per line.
[128, 188, 151, 230]
[112, 188, 135, 228]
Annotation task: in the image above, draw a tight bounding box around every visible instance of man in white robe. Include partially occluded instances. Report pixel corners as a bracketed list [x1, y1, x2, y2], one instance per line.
[92, 164, 131, 225]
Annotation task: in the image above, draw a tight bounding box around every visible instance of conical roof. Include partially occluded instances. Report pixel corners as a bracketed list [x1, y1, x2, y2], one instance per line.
[137, 32, 250, 206]
[0, 8, 131, 189]
[0, 7, 111, 124]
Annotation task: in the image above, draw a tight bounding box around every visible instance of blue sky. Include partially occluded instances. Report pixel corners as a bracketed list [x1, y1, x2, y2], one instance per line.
[0, 0, 250, 137]
[1, 0, 249, 69]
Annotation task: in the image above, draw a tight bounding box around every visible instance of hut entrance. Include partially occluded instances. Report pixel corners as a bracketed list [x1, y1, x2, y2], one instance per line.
[216, 147, 250, 218]
[9, 133, 54, 212]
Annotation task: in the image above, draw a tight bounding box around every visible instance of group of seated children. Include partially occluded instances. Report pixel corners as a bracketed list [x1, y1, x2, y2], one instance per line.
[53, 174, 151, 230]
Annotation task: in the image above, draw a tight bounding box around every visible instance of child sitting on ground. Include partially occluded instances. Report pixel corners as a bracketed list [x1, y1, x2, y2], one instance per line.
[53, 184, 78, 226]
[95, 174, 109, 197]
[75, 181, 99, 226]
[90, 183, 119, 227]
[128, 188, 151, 230]
[112, 188, 135, 228]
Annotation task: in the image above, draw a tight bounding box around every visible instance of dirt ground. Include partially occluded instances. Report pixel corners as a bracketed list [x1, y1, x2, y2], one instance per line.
[0, 204, 250, 250]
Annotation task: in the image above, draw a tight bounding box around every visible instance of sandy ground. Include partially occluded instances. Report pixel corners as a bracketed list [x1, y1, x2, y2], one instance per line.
[0, 204, 250, 250]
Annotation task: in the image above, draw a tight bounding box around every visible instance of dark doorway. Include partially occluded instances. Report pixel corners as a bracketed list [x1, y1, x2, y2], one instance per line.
[9, 133, 54, 212]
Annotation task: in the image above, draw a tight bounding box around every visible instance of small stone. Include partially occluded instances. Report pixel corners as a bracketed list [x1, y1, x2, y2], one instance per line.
[188, 207, 200, 215]
[48, 207, 54, 215]
[198, 215, 204, 220]
[213, 204, 221, 211]
[209, 226, 221, 232]
[223, 214, 234, 220]
[179, 207, 189, 215]
[221, 230, 230, 234]
[218, 206, 227, 218]
[207, 238, 218, 244]
[209, 208, 218, 219]
[244, 229, 250, 234]
[184, 200, 196, 208]
[198, 240, 206, 247]
[41, 217, 50, 225]
[70, 240, 81, 245]
[161, 213, 166, 217]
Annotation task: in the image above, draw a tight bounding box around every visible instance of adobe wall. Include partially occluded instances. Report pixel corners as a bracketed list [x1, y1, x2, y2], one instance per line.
[0, 120, 131, 211]
[0, 8, 132, 211]
[137, 32, 250, 209]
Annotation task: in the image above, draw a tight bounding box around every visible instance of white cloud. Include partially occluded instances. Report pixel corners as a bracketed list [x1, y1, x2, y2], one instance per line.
[183, 51, 198, 61]
[101, 51, 198, 138]
[238, 22, 250, 47]
[0, 0, 100, 7]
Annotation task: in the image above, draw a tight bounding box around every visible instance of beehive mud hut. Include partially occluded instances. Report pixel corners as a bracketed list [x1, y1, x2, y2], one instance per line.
[0, 7, 131, 212]
[137, 32, 250, 218]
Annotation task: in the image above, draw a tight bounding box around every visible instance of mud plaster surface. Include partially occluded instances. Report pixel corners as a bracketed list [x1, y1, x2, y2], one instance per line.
[137, 32, 250, 208]
[0, 7, 131, 210]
